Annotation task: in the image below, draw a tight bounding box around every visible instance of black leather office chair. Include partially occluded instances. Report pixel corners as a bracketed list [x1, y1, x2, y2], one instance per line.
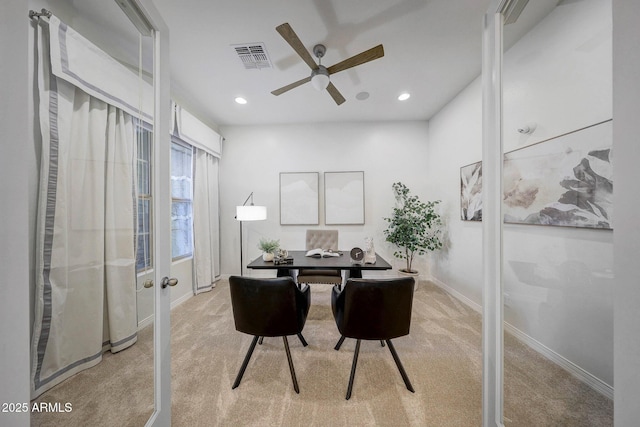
[331, 277, 416, 400]
[229, 276, 311, 394]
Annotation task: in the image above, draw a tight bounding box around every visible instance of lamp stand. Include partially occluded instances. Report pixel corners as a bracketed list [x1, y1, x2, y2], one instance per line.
[239, 220, 244, 276]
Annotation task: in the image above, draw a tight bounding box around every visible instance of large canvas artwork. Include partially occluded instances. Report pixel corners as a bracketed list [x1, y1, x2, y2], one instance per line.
[460, 161, 482, 221]
[280, 172, 319, 225]
[503, 121, 612, 228]
[459, 120, 613, 229]
[324, 171, 365, 225]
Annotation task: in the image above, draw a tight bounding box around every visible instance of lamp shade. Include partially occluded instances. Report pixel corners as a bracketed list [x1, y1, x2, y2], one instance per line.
[236, 205, 267, 221]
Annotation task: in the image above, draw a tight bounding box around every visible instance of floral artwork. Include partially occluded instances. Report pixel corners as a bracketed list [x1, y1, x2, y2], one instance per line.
[460, 161, 482, 221]
[503, 121, 612, 229]
[460, 120, 613, 229]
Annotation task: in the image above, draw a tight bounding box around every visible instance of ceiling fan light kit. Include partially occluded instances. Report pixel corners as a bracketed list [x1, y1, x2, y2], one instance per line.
[311, 66, 330, 91]
[272, 23, 384, 105]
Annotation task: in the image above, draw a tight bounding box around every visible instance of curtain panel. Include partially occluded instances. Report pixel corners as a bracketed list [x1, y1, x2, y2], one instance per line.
[192, 149, 220, 294]
[31, 16, 138, 399]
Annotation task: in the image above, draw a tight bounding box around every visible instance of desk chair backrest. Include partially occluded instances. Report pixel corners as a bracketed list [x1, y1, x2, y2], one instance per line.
[299, 230, 342, 285]
[306, 229, 338, 250]
[229, 276, 310, 337]
[332, 277, 415, 340]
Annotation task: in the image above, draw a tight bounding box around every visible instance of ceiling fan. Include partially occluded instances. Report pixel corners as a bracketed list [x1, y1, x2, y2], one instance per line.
[271, 23, 384, 105]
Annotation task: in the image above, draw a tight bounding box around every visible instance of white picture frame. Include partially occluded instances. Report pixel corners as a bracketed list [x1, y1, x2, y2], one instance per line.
[280, 172, 319, 225]
[324, 171, 365, 225]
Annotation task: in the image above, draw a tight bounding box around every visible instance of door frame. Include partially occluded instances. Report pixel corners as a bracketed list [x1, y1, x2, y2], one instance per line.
[481, 1, 530, 426]
[132, 1, 172, 426]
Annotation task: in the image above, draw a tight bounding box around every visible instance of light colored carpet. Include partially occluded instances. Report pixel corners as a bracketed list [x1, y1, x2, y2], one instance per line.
[32, 279, 612, 426]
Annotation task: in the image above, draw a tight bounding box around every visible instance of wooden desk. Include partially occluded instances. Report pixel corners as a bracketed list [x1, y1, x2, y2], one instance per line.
[246, 250, 392, 279]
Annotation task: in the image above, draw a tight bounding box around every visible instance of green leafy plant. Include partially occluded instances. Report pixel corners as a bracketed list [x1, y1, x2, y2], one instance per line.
[257, 238, 280, 254]
[383, 182, 443, 274]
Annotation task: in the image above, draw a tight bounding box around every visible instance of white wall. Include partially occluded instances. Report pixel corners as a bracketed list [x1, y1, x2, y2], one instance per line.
[218, 121, 431, 277]
[427, 0, 613, 389]
[613, 0, 640, 423]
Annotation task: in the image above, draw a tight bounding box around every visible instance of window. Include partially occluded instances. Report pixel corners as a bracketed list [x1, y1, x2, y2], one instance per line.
[136, 120, 153, 271]
[171, 139, 193, 260]
[135, 123, 194, 270]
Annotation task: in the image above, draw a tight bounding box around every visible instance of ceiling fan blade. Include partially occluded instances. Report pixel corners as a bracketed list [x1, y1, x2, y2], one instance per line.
[326, 83, 346, 105]
[271, 76, 312, 96]
[327, 44, 384, 75]
[276, 23, 318, 70]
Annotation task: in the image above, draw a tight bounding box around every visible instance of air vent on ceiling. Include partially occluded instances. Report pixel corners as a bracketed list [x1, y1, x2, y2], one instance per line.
[232, 43, 272, 70]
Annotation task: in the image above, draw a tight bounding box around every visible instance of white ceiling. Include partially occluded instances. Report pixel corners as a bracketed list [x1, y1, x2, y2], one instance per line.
[151, 0, 493, 127]
[76, 0, 559, 128]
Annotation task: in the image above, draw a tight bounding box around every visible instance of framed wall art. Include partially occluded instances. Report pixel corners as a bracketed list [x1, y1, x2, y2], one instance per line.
[459, 119, 613, 229]
[503, 120, 612, 229]
[460, 161, 483, 221]
[324, 171, 365, 225]
[279, 172, 319, 225]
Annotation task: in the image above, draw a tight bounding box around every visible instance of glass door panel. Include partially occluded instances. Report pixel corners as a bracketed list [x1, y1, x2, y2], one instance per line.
[502, 0, 613, 424]
[28, 0, 168, 425]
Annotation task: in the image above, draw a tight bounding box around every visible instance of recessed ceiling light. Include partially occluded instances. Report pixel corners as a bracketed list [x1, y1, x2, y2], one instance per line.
[356, 91, 370, 101]
[398, 93, 411, 101]
[235, 97, 247, 105]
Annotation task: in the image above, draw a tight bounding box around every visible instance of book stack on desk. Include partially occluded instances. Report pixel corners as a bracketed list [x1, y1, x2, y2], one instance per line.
[273, 256, 294, 265]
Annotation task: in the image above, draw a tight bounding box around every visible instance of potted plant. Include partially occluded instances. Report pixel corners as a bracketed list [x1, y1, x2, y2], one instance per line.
[383, 182, 443, 275]
[258, 238, 280, 262]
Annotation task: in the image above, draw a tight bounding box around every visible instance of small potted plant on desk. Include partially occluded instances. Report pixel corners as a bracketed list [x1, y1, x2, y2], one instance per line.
[383, 182, 443, 276]
[258, 238, 280, 262]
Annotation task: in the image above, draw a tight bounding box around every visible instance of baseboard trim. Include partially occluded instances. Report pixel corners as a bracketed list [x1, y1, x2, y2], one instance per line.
[137, 291, 194, 331]
[137, 314, 153, 331]
[430, 277, 613, 400]
[430, 277, 482, 313]
[503, 322, 613, 399]
[171, 290, 193, 310]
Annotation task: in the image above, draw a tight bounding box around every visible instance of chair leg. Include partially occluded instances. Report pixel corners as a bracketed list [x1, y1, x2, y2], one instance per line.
[334, 335, 346, 350]
[386, 339, 415, 393]
[283, 336, 300, 394]
[345, 339, 361, 400]
[258, 336, 264, 345]
[380, 340, 385, 347]
[297, 333, 308, 347]
[232, 335, 259, 389]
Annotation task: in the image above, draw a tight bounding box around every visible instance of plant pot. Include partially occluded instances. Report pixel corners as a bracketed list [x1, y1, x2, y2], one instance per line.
[262, 252, 274, 262]
[398, 268, 419, 277]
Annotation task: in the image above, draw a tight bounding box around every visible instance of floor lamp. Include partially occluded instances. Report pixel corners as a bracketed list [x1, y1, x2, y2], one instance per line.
[235, 192, 267, 275]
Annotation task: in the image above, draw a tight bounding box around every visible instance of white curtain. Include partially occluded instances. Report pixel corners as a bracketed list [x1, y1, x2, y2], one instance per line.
[31, 17, 137, 399]
[192, 148, 220, 294]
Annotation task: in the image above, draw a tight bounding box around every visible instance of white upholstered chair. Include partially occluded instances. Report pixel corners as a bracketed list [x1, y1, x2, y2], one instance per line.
[296, 230, 343, 286]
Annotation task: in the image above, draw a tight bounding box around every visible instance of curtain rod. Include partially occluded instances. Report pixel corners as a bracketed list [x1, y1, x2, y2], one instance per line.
[29, 9, 52, 20]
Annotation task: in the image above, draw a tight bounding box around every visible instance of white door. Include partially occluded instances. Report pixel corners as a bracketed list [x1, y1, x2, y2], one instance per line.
[25, 1, 172, 425]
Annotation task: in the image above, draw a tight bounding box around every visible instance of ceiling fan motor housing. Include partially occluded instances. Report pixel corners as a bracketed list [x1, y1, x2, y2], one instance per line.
[313, 44, 326, 59]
